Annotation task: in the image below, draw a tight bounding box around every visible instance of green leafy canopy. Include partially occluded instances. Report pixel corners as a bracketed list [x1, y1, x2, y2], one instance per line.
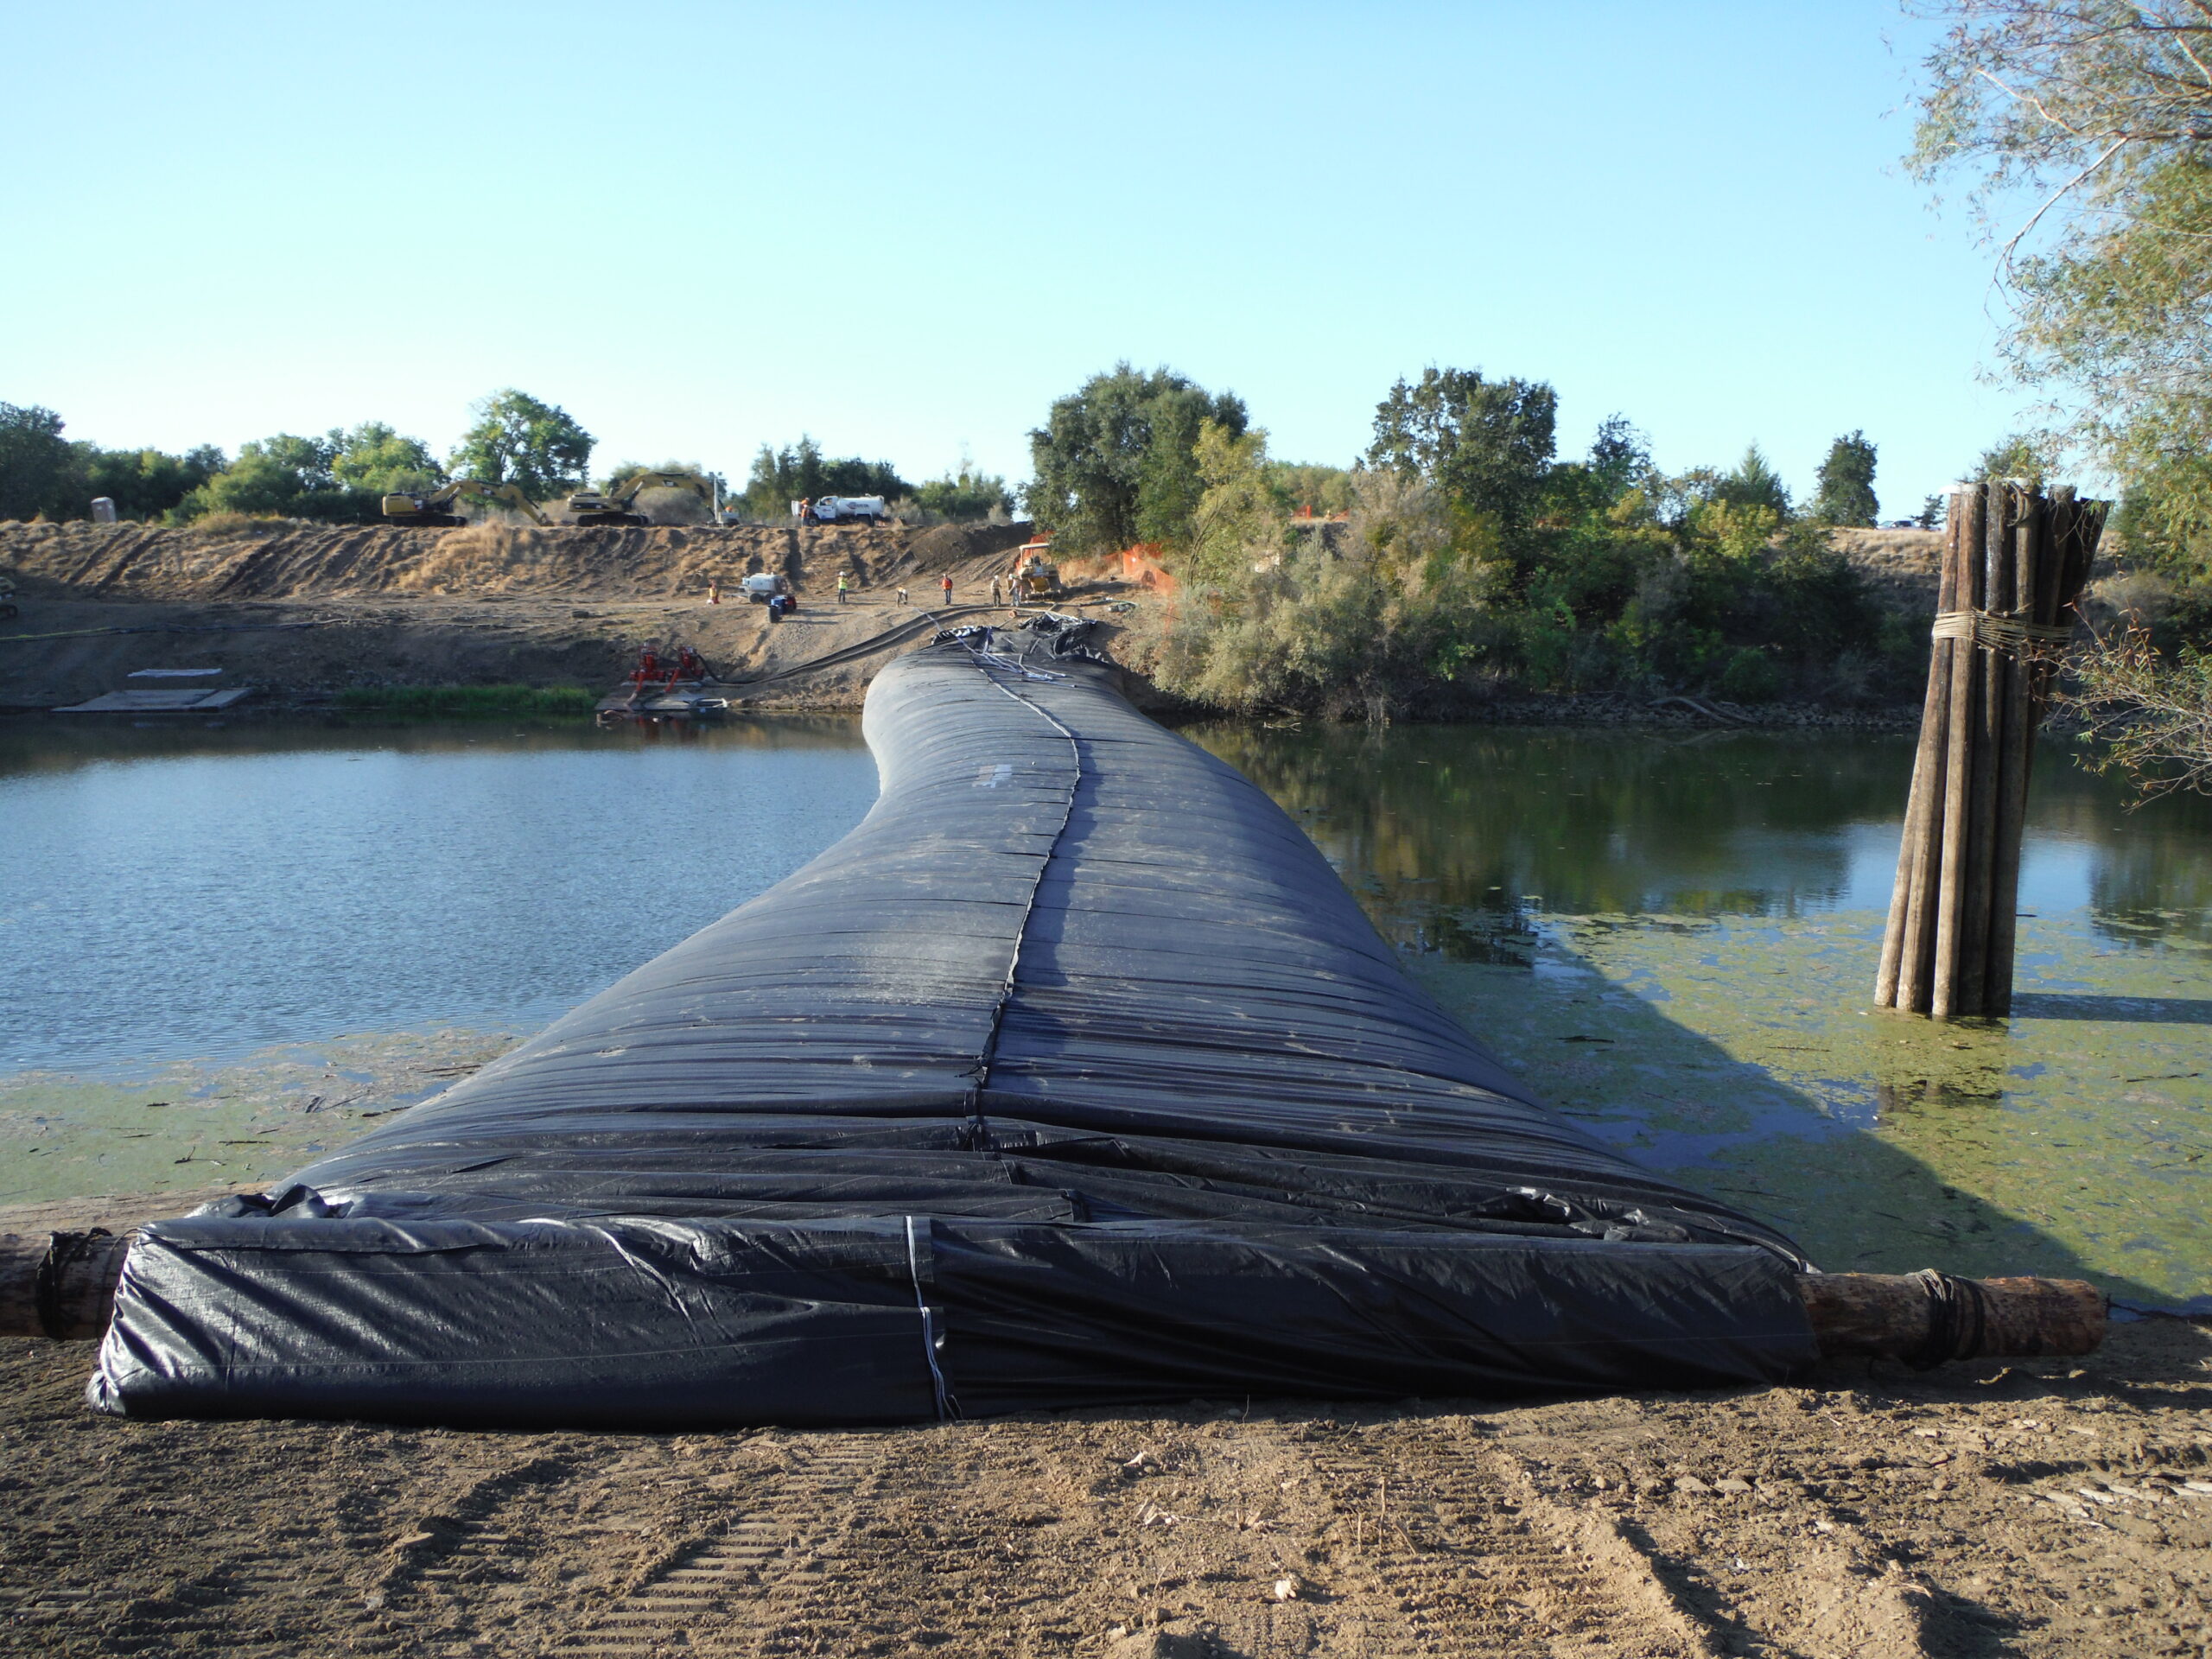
[449, 390, 594, 499]
[1023, 363, 1249, 553]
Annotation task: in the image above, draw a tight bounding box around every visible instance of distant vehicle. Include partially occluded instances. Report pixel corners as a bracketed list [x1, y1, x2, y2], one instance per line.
[566, 471, 720, 528]
[382, 480, 551, 528]
[808, 495, 888, 526]
[1014, 544, 1059, 601]
[739, 572, 792, 604]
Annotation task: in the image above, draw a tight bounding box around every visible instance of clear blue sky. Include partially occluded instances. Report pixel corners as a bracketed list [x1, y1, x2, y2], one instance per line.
[5, 1, 2029, 516]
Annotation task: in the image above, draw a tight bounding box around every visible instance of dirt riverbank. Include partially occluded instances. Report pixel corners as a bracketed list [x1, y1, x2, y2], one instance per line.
[0, 520, 1048, 714]
[0, 520, 1941, 722]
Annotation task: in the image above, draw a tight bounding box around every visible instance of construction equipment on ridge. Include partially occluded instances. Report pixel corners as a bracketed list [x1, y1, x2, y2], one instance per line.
[382, 480, 552, 528]
[565, 471, 719, 527]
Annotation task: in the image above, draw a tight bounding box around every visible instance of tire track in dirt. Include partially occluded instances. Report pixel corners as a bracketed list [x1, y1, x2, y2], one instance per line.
[1284, 1422, 1726, 1659]
[747, 1428, 1084, 1657]
[8, 1321, 2209, 1657]
[547, 1433, 890, 1656]
[370, 1452, 588, 1646]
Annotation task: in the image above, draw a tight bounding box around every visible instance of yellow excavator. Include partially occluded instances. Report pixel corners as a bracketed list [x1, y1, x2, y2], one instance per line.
[563, 471, 719, 527]
[382, 480, 551, 528]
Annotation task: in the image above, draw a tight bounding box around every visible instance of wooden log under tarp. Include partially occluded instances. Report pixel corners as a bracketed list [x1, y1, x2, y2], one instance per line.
[0, 1229, 130, 1343]
[1, 1226, 2107, 1366]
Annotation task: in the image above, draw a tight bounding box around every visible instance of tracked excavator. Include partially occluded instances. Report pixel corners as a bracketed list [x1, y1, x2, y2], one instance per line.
[564, 471, 719, 527]
[381, 480, 551, 528]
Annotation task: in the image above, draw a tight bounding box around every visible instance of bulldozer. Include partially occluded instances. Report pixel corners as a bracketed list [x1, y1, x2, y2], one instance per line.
[382, 480, 550, 528]
[564, 471, 719, 527]
[1014, 544, 1060, 601]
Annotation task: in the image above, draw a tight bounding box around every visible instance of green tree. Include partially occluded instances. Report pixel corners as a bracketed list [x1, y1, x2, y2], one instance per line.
[1186, 420, 1281, 585]
[1910, 3, 2212, 566]
[448, 390, 593, 498]
[1974, 431, 2053, 485]
[1809, 430, 1879, 526]
[735, 438, 909, 518]
[914, 462, 1013, 521]
[179, 432, 381, 522]
[1365, 367, 1558, 531]
[332, 423, 442, 493]
[78, 443, 225, 519]
[1586, 414, 1651, 502]
[1713, 443, 1791, 517]
[0, 403, 75, 520]
[1024, 363, 1248, 552]
[1263, 461, 1357, 517]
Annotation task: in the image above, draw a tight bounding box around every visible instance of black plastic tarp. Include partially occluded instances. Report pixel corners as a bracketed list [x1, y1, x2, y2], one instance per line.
[92, 628, 1817, 1425]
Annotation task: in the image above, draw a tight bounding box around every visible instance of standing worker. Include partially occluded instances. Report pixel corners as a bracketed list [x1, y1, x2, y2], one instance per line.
[837, 571, 849, 605]
[989, 574, 1002, 607]
[940, 572, 954, 608]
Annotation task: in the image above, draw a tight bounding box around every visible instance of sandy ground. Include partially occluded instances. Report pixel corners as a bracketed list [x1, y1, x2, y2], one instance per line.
[0, 520, 1046, 713]
[1, 1277, 2207, 1659]
[0, 520, 1944, 718]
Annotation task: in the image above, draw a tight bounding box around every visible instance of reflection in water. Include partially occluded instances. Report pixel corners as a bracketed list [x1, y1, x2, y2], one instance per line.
[1186, 721, 2212, 948]
[1190, 720, 2212, 1309]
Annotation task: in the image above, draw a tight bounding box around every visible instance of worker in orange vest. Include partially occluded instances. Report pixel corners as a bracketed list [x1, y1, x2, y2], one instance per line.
[940, 573, 953, 607]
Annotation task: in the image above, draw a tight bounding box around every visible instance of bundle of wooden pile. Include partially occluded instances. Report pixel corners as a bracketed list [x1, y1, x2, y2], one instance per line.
[1876, 481, 2107, 1018]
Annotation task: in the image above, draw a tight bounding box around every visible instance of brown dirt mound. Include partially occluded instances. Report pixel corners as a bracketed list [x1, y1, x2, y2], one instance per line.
[1830, 528, 1944, 618]
[0, 519, 1034, 603]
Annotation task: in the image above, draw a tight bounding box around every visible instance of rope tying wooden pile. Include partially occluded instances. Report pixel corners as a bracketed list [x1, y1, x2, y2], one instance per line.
[1929, 610, 2075, 652]
[1876, 481, 2107, 1019]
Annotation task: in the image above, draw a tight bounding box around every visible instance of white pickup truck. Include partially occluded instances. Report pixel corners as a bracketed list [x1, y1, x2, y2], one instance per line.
[806, 495, 888, 525]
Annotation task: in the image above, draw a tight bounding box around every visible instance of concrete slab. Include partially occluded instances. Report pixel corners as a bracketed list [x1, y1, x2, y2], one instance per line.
[55, 687, 251, 713]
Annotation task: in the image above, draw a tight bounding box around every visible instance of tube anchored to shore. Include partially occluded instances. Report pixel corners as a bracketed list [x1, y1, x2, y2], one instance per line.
[3, 1227, 2106, 1367]
[27, 634, 2114, 1427]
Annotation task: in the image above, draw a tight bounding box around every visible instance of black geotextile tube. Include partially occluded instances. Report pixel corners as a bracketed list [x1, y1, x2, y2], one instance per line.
[90, 632, 1819, 1425]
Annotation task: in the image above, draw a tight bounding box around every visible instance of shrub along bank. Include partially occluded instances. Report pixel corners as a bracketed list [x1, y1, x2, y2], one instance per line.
[1027, 364, 1923, 720]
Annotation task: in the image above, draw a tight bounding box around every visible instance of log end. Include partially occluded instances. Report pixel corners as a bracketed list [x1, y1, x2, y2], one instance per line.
[0, 1230, 131, 1341]
[1798, 1270, 2104, 1365]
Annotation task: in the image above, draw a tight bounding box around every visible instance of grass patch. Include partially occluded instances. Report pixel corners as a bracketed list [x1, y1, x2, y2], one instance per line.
[335, 683, 598, 717]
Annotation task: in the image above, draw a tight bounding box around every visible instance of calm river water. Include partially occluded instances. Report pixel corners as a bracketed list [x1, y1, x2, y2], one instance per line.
[4, 714, 2207, 1308]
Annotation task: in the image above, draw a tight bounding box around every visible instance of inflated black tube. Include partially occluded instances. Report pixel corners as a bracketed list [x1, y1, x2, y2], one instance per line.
[90, 636, 1819, 1424]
